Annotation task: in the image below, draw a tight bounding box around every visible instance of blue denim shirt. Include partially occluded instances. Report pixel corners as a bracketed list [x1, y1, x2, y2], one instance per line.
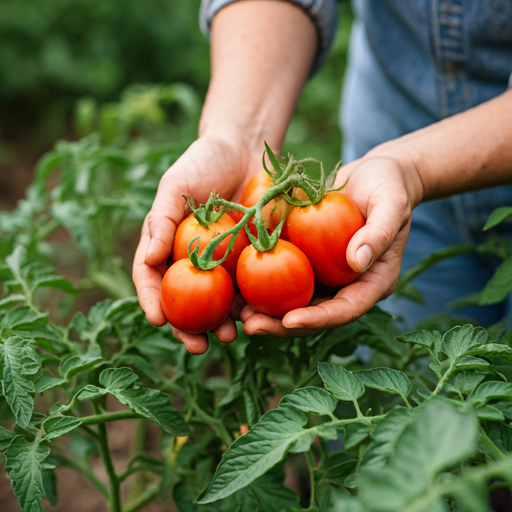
[200, 0, 512, 161]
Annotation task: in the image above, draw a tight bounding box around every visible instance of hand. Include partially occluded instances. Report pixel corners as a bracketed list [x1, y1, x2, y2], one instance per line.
[133, 131, 263, 354]
[240, 152, 424, 336]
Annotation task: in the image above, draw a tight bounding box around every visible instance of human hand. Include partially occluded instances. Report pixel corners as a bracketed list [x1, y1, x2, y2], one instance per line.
[240, 152, 424, 336]
[133, 132, 263, 354]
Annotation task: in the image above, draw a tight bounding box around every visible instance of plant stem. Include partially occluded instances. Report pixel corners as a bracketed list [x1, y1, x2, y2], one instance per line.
[431, 359, 456, 396]
[81, 410, 140, 425]
[352, 400, 363, 418]
[124, 483, 161, 512]
[128, 419, 147, 501]
[94, 404, 122, 512]
[329, 414, 387, 429]
[479, 426, 505, 460]
[305, 450, 318, 511]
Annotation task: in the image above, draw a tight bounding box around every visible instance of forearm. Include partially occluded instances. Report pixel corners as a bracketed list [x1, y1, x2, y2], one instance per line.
[370, 89, 512, 205]
[199, 0, 317, 153]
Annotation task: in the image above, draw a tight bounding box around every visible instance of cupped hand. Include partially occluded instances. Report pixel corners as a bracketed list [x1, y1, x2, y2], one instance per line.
[240, 152, 425, 337]
[133, 132, 263, 354]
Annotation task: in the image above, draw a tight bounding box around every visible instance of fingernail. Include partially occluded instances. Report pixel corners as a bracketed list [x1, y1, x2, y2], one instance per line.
[145, 237, 155, 260]
[355, 244, 373, 272]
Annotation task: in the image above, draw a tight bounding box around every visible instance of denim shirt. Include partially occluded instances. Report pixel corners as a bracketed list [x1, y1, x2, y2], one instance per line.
[200, 0, 512, 161]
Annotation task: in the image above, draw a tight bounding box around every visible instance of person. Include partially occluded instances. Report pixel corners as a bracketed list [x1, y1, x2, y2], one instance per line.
[132, 0, 512, 355]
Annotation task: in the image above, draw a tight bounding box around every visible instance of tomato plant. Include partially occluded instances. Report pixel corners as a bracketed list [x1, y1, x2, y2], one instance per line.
[172, 213, 249, 281]
[236, 239, 314, 318]
[230, 171, 292, 234]
[161, 258, 234, 336]
[286, 192, 365, 286]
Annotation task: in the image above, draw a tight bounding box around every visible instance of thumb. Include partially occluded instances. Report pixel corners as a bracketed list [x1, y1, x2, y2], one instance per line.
[346, 193, 411, 272]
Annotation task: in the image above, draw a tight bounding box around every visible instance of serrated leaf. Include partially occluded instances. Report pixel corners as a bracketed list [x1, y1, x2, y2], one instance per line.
[358, 400, 478, 512]
[344, 422, 370, 450]
[355, 368, 411, 399]
[456, 356, 490, 370]
[99, 368, 189, 436]
[467, 343, 512, 360]
[441, 324, 488, 360]
[35, 376, 67, 394]
[279, 387, 337, 416]
[476, 405, 505, 421]
[32, 275, 77, 294]
[1, 336, 40, 427]
[323, 460, 358, 486]
[0, 425, 15, 451]
[484, 422, 512, 453]
[59, 344, 103, 379]
[484, 206, 512, 231]
[0, 307, 48, 334]
[199, 406, 314, 504]
[397, 330, 440, 349]
[318, 362, 364, 401]
[451, 372, 486, 396]
[0, 294, 25, 309]
[76, 385, 106, 402]
[470, 381, 512, 406]
[5, 437, 55, 512]
[44, 416, 83, 440]
[480, 256, 512, 305]
[115, 354, 162, 384]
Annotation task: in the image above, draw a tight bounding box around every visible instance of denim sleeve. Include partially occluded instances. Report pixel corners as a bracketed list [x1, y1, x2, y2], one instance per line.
[199, 0, 339, 74]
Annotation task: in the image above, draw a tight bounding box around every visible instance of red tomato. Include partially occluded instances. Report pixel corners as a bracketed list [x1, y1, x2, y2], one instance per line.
[172, 213, 249, 281]
[285, 192, 365, 287]
[230, 172, 292, 235]
[161, 259, 234, 334]
[236, 239, 314, 318]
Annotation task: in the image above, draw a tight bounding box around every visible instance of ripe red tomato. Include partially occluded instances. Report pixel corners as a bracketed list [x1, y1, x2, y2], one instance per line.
[285, 192, 365, 287]
[230, 172, 292, 235]
[236, 239, 314, 318]
[172, 213, 249, 281]
[161, 259, 234, 334]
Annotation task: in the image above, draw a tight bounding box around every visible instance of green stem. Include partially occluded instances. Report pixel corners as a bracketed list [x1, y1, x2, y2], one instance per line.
[480, 426, 505, 460]
[128, 419, 147, 501]
[305, 450, 318, 511]
[431, 359, 457, 396]
[94, 404, 122, 512]
[124, 483, 161, 512]
[352, 400, 363, 418]
[81, 410, 140, 425]
[329, 414, 387, 429]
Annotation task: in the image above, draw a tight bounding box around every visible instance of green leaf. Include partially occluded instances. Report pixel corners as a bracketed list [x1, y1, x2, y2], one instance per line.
[441, 324, 488, 360]
[323, 460, 358, 486]
[480, 256, 512, 305]
[0, 294, 25, 309]
[344, 422, 370, 450]
[358, 400, 478, 512]
[115, 354, 162, 384]
[35, 376, 67, 394]
[99, 368, 190, 436]
[360, 407, 412, 470]
[483, 206, 512, 231]
[5, 437, 55, 512]
[279, 387, 337, 416]
[484, 422, 512, 453]
[451, 372, 486, 396]
[318, 362, 364, 401]
[470, 381, 512, 406]
[1, 336, 40, 428]
[476, 405, 505, 421]
[467, 343, 512, 360]
[0, 425, 15, 451]
[397, 330, 441, 349]
[198, 406, 311, 504]
[59, 344, 103, 379]
[455, 356, 490, 370]
[32, 275, 77, 294]
[44, 416, 83, 440]
[355, 368, 411, 399]
[0, 307, 48, 334]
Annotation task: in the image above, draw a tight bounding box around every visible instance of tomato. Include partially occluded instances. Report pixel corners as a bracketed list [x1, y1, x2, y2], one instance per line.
[236, 239, 314, 318]
[172, 213, 249, 281]
[285, 192, 365, 287]
[161, 258, 234, 334]
[230, 172, 292, 235]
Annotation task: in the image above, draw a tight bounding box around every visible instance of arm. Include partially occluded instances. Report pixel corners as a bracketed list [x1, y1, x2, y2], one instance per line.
[132, 0, 317, 353]
[242, 88, 512, 335]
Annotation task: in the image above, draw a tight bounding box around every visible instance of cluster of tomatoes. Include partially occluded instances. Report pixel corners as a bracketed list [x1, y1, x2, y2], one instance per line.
[160, 171, 365, 334]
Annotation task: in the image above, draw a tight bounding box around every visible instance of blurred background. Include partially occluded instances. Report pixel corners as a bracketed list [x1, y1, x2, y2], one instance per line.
[0, 0, 352, 211]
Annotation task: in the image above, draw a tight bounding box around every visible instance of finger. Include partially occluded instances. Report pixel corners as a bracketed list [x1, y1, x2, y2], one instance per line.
[133, 223, 167, 326]
[346, 191, 411, 273]
[241, 305, 318, 338]
[230, 294, 247, 321]
[213, 316, 238, 343]
[144, 171, 190, 267]
[283, 228, 409, 330]
[171, 326, 210, 355]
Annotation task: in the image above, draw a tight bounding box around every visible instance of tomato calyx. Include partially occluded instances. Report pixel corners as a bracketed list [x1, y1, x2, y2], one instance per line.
[188, 143, 338, 270]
